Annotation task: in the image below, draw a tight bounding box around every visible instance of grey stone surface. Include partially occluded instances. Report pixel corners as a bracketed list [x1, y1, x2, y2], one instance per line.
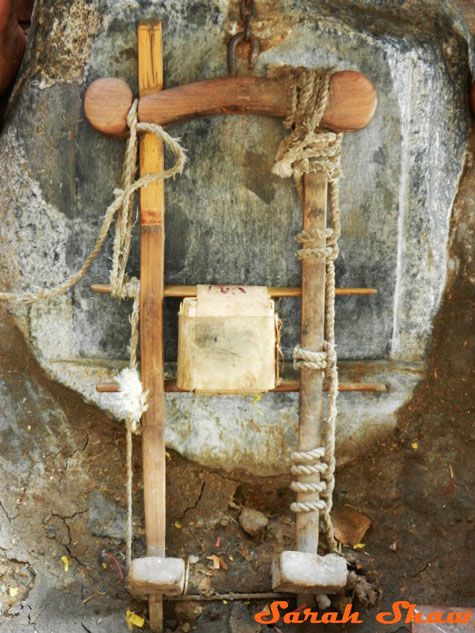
[87, 491, 127, 540]
[0, 0, 472, 474]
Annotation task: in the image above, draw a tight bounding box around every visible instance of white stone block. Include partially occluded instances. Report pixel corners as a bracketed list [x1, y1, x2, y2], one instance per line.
[128, 557, 185, 597]
[272, 551, 347, 594]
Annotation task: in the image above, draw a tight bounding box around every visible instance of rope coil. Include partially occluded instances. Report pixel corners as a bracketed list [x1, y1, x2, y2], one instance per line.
[293, 346, 327, 371]
[272, 66, 343, 550]
[290, 447, 327, 511]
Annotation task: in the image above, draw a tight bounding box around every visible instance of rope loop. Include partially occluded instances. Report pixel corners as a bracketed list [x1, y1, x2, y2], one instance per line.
[296, 245, 334, 261]
[291, 447, 325, 462]
[290, 499, 327, 513]
[271, 66, 344, 550]
[295, 228, 333, 243]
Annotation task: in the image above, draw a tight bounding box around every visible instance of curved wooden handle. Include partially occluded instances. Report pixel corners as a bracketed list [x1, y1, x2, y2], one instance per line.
[84, 70, 377, 138]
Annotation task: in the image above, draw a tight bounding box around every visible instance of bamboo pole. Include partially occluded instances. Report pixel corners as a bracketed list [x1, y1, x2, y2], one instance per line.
[138, 22, 165, 633]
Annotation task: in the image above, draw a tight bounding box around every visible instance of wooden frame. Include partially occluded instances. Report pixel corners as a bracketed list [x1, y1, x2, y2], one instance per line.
[86, 25, 378, 632]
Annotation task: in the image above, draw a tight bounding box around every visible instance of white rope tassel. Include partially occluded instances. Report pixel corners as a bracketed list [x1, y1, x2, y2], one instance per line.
[115, 367, 148, 432]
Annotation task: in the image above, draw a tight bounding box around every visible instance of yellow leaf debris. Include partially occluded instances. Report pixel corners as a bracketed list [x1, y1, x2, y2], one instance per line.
[126, 609, 145, 630]
[207, 554, 228, 570]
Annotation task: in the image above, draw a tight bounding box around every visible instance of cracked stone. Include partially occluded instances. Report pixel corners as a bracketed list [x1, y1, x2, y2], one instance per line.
[87, 492, 126, 540]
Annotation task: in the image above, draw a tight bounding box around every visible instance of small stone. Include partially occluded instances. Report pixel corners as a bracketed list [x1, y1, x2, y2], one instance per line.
[46, 526, 56, 539]
[389, 542, 397, 552]
[239, 508, 268, 538]
[316, 594, 331, 610]
[175, 601, 203, 621]
[87, 492, 126, 539]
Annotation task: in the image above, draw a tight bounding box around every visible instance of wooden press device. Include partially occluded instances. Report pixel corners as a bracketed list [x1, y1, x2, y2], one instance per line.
[85, 20, 377, 632]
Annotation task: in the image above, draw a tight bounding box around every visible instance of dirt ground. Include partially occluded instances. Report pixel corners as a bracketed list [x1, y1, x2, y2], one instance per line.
[0, 122, 473, 633]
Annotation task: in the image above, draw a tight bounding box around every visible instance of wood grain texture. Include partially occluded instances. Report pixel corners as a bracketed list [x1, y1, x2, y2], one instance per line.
[90, 283, 377, 297]
[137, 21, 165, 633]
[84, 70, 377, 137]
[84, 78, 133, 138]
[297, 172, 328, 555]
[96, 379, 387, 394]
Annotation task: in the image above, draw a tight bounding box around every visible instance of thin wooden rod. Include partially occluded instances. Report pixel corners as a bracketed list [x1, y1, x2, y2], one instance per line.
[90, 283, 377, 297]
[96, 379, 387, 394]
[166, 592, 290, 602]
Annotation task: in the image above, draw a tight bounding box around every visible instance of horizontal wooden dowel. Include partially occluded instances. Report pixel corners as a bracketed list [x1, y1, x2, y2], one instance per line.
[90, 283, 377, 297]
[84, 71, 378, 138]
[96, 379, 387, 394]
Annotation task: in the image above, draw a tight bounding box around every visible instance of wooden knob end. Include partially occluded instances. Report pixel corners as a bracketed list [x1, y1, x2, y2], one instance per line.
[84, 77, 134, 138]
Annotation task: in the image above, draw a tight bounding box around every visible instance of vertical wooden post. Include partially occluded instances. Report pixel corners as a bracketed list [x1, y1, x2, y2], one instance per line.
[138, 21, 165, 633]
[297, 172, 328, 607]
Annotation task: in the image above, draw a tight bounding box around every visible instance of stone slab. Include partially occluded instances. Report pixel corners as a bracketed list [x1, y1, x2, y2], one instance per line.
[272, 551, 348, 594]
[0, 0, 472, 474]
[128, 556, 185, 597]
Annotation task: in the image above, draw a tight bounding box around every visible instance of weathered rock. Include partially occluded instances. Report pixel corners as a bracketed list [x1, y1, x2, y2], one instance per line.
[272, 551, 348, 593]
[87, 491, 126, 540]
[174, 601, 204, 622]
[0, 0, 472, 474]
[239, 507, 269, 538]
[128, 556, 185, 597]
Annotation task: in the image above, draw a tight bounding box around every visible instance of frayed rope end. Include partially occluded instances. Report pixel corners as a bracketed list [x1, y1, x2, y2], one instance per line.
[114, 367, 148, 430]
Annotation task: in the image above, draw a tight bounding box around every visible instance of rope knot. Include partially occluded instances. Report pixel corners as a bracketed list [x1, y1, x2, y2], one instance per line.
[269, 66, 342, 190]
[293, 345, 326, 371]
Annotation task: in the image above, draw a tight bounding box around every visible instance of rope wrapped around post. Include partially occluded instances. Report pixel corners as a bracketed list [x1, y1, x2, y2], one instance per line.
[271, 65, 343, 551]
[0, 99, 187, 568]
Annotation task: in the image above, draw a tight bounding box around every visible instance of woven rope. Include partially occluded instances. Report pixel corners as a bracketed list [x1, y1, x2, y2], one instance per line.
[272, 66, 343, 551]
[293, 346, 327, 371]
